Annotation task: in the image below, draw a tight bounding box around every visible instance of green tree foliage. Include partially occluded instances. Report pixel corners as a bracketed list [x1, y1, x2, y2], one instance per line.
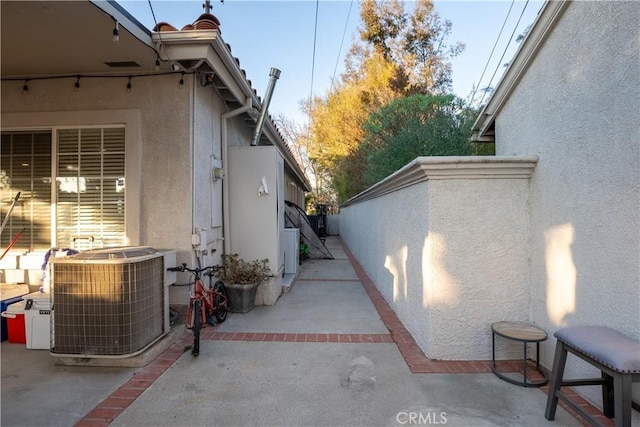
[353, 0, 464, 94]
[302, 0, 468, 204]
[308, 51, 402, 203]
[358, 94, 475, 189]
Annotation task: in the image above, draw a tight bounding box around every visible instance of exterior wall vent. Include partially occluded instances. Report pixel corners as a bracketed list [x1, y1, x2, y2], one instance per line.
[104, 61, 141, 68]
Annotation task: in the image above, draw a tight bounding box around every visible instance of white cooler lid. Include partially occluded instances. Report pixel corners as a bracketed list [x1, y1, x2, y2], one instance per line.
[0, 284, 30, 301]
[24, 291, 51, 301]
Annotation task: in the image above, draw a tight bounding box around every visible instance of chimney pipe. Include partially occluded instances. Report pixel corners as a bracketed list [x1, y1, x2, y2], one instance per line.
[251, 68, 281, 146]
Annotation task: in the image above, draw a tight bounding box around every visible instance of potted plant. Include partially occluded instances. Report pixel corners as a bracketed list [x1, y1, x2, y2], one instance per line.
[216, 254, 272, 313]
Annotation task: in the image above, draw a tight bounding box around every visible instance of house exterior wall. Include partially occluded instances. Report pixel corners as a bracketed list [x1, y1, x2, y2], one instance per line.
[494, 1, 639, 402]
[1, 74, 193, 250]
[340, 158, 536, 360]
[1, 74, 230, 305]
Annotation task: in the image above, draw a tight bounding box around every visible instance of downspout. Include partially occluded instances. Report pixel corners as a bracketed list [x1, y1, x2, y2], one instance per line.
[221, 97, 254, 255]
[251, 68, 281, 146]
[190, 74, 198, 263]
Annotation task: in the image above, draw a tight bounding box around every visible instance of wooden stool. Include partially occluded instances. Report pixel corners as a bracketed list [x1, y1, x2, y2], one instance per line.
[545, 325, 640, 427]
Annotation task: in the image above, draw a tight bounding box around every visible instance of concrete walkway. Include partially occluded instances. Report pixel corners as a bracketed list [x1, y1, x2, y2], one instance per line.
[2, 236, 598, 426]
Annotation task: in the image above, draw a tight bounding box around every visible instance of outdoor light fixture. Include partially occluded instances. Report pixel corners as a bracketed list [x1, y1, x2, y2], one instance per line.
[155, 58, 160, 70]
[112, 20, 120, 42]
[179, 73, 185, 89]
[126, 76, 132, 93]
[22, 80, 29, 95]
[74, 76, 80, 91]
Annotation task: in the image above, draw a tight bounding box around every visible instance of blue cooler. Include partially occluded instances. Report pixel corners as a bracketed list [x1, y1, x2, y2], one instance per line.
[1, 284, 30, 341]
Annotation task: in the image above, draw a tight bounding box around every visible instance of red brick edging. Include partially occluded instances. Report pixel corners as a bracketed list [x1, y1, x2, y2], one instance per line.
[337, 236, 612, 426]
[205, 331, 393, 343]
[75, 238, 612, 427]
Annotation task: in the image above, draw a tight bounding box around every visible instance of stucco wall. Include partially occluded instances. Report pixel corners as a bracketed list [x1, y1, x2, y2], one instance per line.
[495, 1, 640, 403]
[1, 74, 228, 305]
[192, 80, 225, 256]
[340, 158, 536, 360]
[1, 74, 193, 250]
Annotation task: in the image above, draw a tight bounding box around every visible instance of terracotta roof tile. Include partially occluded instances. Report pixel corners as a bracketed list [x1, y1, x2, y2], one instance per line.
[152, 22, 177, 32]
[152, 11, 295, 156]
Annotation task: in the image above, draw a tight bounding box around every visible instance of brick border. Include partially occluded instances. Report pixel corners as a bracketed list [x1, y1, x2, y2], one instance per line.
[338, 236, 609, 426]
[75, 333, 193, 426]
[75, 237, 610, 427]
[339, 236, 501, 374]
[206, 331, 393, 343]
[296, 278, 361, 282]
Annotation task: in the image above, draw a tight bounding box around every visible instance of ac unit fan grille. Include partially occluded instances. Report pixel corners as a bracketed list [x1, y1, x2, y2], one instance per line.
[52, 256, 164, 356]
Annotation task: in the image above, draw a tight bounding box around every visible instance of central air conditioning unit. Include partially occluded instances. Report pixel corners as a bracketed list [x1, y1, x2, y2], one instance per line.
[50, 246, 175, 358]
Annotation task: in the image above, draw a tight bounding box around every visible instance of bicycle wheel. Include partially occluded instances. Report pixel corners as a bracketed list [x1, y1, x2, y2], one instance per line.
[213, 281, 228, 323]
[192, 299, 202, 356]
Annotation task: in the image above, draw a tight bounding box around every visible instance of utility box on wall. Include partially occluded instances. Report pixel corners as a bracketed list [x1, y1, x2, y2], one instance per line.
[282, 228, 299, 274]
[228, 146, 284, 305]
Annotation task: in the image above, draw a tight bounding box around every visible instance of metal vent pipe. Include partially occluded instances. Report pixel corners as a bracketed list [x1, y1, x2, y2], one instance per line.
[251, 67, 281, 146]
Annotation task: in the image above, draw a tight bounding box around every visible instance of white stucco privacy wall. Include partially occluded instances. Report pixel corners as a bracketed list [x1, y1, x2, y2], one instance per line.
[340, 157, 537, 360]
[493, 1, 640, 403]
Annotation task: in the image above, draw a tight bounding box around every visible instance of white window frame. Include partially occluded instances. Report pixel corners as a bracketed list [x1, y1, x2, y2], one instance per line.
[1, 110, 142, 246]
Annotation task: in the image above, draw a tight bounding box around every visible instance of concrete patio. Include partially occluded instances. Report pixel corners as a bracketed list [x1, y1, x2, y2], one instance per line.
[1, 236, 618, 426]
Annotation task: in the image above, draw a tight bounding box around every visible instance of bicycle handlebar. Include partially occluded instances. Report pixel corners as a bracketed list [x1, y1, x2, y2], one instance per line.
[167, 263, 224, 275]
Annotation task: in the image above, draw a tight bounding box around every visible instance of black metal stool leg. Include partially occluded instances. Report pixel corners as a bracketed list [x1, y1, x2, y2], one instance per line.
[492, 332, 496, 371]
[523, 342, 528, 386]
[545, 341, 567, 420]
[602, 372, 614, 419]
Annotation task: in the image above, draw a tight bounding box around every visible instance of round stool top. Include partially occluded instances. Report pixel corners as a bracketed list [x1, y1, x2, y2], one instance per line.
[492, 321, 548, 342]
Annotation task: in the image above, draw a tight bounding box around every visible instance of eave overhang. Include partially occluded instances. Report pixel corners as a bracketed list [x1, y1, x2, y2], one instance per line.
[471, 0, 570, 142]
[153, 30, 311, 192]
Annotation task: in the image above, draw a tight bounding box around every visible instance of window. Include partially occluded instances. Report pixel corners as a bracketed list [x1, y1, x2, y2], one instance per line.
[56, 127, 126, 250]
[1, 131, 52, 251]
[1, 127, 126, 251]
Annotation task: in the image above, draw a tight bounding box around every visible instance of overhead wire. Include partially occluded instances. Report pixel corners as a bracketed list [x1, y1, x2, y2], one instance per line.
[330, 0, 355, 93]
[469, 0, 515, 104]
[478, 0, 530, 106]
[310, 0, 320, 108]
[147, 0, 172, 66]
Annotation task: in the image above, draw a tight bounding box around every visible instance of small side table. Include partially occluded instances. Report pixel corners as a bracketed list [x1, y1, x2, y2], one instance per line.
[491, 321, 549, 387]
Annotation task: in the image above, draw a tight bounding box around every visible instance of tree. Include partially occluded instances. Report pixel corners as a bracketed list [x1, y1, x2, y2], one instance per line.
[274, 113, 335, 208]
[352, 0, 464, 94]
[304, 0, 465, 204]
[359, 94, 474, 188]
[308, 51, 403, 203]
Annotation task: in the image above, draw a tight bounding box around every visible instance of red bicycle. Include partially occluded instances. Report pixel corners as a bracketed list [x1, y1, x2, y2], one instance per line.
[167, 263, 228, 356]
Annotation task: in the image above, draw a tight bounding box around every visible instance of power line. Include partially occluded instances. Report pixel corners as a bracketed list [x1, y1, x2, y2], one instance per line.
[310, 0, 320, 106]
[478, 0, 530, 106]
[469, 0, 515, 104]
[330, 0, 354, 93]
